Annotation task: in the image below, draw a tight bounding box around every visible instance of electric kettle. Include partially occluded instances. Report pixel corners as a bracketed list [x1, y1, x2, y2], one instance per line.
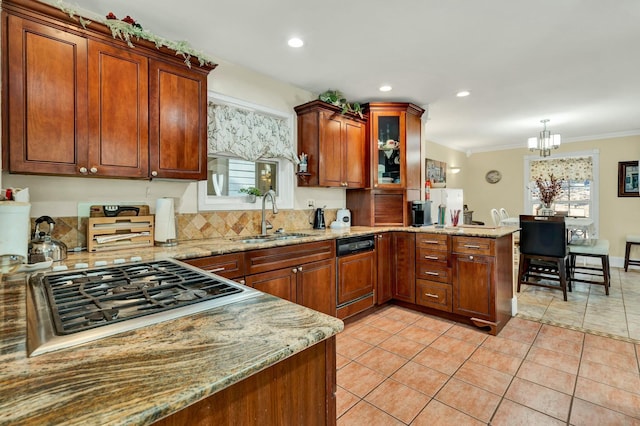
[312, 208, 325, 230]
[28, 216, 68, 262]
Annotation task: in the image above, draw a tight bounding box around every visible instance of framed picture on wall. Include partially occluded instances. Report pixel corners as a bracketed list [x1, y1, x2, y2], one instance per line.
[618, 161, 639, 197]
[425, 158, 447, 187]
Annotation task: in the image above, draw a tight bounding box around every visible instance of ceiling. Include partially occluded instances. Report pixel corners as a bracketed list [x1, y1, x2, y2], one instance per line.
[69, 0, 640, 154]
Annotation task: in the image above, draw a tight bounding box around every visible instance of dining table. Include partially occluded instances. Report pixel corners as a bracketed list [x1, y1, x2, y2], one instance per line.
[500, 216, 594, 240]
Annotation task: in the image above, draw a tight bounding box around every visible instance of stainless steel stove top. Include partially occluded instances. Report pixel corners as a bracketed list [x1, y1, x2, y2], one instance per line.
[26, 259, 260, 357]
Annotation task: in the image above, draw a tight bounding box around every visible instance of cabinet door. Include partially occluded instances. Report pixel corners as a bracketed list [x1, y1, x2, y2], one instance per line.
[318, 112, 343, 187]
[149, 59, 208, 180]
[371, 111, 405, 188]
[88, 41, 148, 178]
[452, 253, 495, 320]
[376, 234, 392, 304]
[337, 251, 374, 306]
[297, 258, 336, 316]
[182, 253, 245, 280]
[245, 267, 297, 303]
[343, 119, 366, 188]
[5, 15, 88, 175]
[392, 232, 416, 303]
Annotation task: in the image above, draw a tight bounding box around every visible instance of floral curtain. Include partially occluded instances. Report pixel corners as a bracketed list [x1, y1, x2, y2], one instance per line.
[207, 103, 298, 163]
[530, 156, 593, 181]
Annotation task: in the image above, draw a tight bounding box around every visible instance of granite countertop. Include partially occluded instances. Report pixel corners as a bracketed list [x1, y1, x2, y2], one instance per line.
[0, 273, 343, 425]
[0, 223, 516, 424]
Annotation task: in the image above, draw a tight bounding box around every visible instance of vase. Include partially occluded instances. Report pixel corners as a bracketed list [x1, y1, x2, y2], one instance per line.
[539, 203, 554, 216]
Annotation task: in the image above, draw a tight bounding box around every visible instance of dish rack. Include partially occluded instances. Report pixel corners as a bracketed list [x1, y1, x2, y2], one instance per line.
[87, 216, 155, 252]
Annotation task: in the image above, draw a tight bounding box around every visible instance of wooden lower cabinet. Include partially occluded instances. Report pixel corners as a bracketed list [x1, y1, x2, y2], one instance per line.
[452, 253, 494, 320]
[392, 232, 416, 303]
[416, 279, 452, 312]
[182, 252, 244, 281]
[154, 337, 336, 426]
[376, 234, 392, 305]
[245, 266, 297, 303]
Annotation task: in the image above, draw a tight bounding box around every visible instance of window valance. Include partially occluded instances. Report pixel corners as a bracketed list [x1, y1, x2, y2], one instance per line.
[530, 156, 593, 181]
[207, 103, 298, 163]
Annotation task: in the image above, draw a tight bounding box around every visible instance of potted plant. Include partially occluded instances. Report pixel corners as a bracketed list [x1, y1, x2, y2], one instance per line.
[239, 187, 262, 203]
[318, 90, 363, 118]
[535, 174, 563, 215]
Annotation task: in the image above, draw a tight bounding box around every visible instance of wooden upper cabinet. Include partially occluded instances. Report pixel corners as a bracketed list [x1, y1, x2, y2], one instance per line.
[4, 15, 88, 175]
[148, 59, 208, 180]
[1, 0, 214, 179]
[88, 40, 149, 178]
[295, 100, 367, 188]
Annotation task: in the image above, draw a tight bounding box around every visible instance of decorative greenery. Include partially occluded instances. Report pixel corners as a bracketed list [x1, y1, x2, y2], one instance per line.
[318, 90, 363, 118]
[535, 174, 564, 206]
[239, 187, 263, 197]
[55, 0, 215, 68]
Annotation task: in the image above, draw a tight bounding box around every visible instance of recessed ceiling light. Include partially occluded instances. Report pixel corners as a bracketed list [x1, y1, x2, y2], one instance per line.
[287, 38, 304, 48]
[379, 85, 392, 92]
[456, 90, 471, 97]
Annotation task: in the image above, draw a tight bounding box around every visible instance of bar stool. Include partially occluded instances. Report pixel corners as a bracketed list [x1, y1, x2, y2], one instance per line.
[624, 234, 640, 272]
[568, 239, 610, 295]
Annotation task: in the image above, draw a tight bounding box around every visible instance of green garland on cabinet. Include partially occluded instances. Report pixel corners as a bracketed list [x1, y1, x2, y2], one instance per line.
[55, 0, 215, 67]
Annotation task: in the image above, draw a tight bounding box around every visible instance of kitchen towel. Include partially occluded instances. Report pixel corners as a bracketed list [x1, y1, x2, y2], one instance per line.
[154, 198, 176, 244]
[0, 201, 31, 261]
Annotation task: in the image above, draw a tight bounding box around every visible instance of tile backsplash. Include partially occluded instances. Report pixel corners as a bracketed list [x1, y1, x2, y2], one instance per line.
[43, 209, 338, 249]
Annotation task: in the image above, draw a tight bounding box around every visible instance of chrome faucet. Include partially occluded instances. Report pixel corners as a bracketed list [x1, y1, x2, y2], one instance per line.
[261, 190, 278, 236]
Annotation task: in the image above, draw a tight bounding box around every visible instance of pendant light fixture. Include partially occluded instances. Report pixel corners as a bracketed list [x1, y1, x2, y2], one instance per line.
[528, 119, 561, 157]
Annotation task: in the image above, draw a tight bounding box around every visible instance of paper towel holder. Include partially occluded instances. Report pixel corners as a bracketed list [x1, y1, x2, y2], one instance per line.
[154, 198, 178, 247]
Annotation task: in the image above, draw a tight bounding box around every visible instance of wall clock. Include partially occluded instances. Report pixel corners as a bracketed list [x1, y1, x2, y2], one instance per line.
[485, 170, 502, 184]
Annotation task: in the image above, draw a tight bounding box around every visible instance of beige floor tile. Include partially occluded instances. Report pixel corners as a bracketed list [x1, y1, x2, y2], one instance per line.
[533, 332, 583, 356]
[584, 333, 637, 356]
[383, 306, 423, 324]
[390, 361, 449, 397]
[364, 378, 430, 424]
[578, 359, 640, 395]
[412, 315, 454, 334]
[336, 385, 360, 418]
[336, 353, 350, 370]
[504, 317, 542, 333]
[429, 334, 479, 359]
[516, 359, 576, 395]
[575, 376, 640, 418]
[469, 346, 523, 375]
[454, 360, 513, 396]
[377, 334, 426, 359]
[367, 315, 410, 334]
[337, 400, 403, 426]
[413, 346, 466, 376]
[569, 398, 640, 426]
[396, 323, 440, 345]
[434, 378, 501, 423]
[491, 399, 565, 426]
[505, 377, 572, 421]
[526, 345, 581, 375]
[581, 345, 639, 373]
[355, 347, 408, 377]
[337, 361, 386, 398]
[411, 400, 485, 426]
[516, 303, 547, 318]
[481, 335, 531, 358]
[336, 334, 374, 360]
[537, 323, 585, 343]
[497, 325, 539, 344]
[444, 324, 489, 346]
[346, 324, 393, 346]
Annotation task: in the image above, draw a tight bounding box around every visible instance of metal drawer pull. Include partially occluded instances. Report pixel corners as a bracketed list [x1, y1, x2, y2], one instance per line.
[463, 244, 481, 249]
[425, 293, 439, 298]
[424, 255, 439, 260]
[208, 267, 225, 273]
[425, 271, 439, 276]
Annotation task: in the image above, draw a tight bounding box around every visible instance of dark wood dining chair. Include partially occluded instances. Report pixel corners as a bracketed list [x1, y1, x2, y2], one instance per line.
[517, 215, 570, 301]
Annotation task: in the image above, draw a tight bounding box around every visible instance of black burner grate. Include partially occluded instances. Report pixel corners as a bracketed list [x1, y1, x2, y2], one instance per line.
[43, 260, 243, 335]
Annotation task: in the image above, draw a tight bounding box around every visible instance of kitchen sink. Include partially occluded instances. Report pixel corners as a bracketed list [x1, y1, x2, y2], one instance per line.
[234, 232, 311, 244]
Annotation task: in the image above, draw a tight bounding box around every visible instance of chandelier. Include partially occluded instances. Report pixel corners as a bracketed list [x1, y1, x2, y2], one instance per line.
[528, 119, 561, 157]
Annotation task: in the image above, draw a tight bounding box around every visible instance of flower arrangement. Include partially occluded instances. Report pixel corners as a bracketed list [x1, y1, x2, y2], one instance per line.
[535, 174, 563, 206]
[318, 90, 363, 118]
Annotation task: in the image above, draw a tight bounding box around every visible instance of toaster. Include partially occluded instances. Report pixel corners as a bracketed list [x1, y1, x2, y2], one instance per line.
[336, 209, 351, 227]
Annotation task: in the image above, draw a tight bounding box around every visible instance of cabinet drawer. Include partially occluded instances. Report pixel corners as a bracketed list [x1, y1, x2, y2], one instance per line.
[182, 253, 244, 279]
[416, 262, 451, 283]
[416, 280, 452, 312]
[245, 240, 335, 275]
[416, 247, 448, 264]
[452, 236, 494, 256]
[416, 234, 449, 251]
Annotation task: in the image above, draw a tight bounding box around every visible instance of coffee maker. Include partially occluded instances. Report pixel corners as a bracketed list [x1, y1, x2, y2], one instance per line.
[312, 207, 326, 229]
[411, 201, 432, 227]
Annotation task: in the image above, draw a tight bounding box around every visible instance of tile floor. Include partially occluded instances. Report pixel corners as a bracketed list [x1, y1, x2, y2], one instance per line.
[517, 267, 640, 341]
[336, 303, 640, 425]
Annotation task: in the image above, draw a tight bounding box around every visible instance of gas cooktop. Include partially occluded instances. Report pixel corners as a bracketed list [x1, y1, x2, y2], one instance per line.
[26, 259, 260, 357]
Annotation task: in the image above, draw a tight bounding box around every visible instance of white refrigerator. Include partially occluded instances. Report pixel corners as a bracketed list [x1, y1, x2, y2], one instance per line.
[429, 188, 464, 226]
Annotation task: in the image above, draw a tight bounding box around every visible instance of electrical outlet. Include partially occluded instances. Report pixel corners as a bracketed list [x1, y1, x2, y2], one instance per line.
[307, 199, 315, 208]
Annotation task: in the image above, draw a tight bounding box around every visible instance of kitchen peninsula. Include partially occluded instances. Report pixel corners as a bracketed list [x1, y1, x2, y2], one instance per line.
[0, 225, 516, 424]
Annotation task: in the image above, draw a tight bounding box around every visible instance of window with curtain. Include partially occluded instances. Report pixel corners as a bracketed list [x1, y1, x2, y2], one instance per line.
[524, 150, 600, 237]
[198, 93, 295, 211]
